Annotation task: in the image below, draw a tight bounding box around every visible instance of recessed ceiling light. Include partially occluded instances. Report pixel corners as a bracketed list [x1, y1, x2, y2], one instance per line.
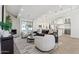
[21, 8, 24, 11]
[18, 14, 21, 16]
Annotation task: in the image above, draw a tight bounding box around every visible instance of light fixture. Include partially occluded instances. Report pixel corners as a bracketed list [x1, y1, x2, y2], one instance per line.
[21, 8, 24, 11]
[18, 13, 21, 16]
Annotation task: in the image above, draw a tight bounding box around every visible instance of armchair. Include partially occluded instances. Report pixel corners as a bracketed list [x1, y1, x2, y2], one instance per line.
[34, 35, 55, 51]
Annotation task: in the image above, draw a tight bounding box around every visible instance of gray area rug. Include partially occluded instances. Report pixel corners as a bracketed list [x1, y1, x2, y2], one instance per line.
[14, 37, 57, 54]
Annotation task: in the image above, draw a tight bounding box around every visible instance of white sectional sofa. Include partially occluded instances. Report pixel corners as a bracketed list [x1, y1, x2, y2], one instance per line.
[34, 35, 55, 51]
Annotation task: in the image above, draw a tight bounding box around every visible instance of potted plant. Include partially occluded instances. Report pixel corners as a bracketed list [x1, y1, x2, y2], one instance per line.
[0, 15, 12, 31]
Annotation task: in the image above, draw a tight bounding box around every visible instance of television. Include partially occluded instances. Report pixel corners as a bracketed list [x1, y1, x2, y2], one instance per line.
[42, 30, 49, 34]
[11, 29, 17, 35]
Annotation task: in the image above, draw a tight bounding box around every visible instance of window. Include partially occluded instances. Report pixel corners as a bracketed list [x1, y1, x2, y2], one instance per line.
[21, 20, 33, 33]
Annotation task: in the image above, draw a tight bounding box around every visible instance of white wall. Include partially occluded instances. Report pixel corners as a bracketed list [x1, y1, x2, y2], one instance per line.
[33, 8, 79, 38]
[6, 12, 20, 36]
[12, 16, 20, 35]
[70, 10, 79, 38]
[33, 19, 49, 31]
[54, 9, 79, 38]
[33, 14, 52, 31]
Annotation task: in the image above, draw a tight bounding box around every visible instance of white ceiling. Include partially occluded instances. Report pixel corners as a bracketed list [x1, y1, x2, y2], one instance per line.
[6, 5, 21, 17]
[6, 5, 79, 19]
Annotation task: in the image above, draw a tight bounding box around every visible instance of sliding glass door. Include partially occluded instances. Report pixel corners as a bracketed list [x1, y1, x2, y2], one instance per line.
[21, 21, 33, 33]
[21, 20, 33, 36]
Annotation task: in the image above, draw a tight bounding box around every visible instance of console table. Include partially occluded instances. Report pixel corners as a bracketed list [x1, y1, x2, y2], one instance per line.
[1, 35, 14, 54]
